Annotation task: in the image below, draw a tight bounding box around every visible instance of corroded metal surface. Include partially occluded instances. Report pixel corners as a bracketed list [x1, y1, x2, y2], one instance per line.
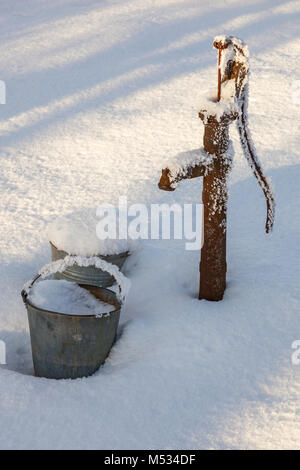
[158, 163, 213, 192]
[158, 36, 274, 302]
[213, 38, 230, 102]
[158, 112, 236, 302]
[198, 113, 236, 301]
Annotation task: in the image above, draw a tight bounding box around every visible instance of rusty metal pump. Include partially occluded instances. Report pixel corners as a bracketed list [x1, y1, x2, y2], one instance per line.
[158, 36, 275, 301]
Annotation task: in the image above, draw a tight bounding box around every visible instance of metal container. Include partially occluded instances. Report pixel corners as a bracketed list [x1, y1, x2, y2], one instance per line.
[22, 281, 121, 380]
[50, 242, 129, 287]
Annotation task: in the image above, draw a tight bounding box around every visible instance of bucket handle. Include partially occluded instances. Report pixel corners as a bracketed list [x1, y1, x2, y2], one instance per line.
[22, 255, 131, 303]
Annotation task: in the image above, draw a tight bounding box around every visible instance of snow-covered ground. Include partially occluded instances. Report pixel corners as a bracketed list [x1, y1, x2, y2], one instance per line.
[0, 0, 300, 449]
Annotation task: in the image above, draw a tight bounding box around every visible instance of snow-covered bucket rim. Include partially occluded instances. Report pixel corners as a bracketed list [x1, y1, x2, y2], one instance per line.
[22, 255, 131, 309]
[50, 241, 130, 260]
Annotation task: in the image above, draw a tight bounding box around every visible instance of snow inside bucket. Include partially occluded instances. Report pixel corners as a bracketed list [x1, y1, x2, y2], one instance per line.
[27, 279, 116, 317]
[47, 208, 137, 287]
[22, 257, 130, 379]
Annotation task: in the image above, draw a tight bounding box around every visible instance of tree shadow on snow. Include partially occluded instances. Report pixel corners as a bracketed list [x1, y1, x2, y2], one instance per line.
[0, 0, 297, 149]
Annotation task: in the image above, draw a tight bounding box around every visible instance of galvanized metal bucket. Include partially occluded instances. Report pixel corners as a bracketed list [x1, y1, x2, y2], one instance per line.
[50, 242, 129, 288]
[22, 257, 128, 380]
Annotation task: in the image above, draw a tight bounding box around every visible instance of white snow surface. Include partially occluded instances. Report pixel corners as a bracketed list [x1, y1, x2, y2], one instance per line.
[47, 208, 138, 256]
[28, 279, 115, 317]
[199, 88, 239, 122]
[165, 148, 214, 188]
[0, 0, 300, 450]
